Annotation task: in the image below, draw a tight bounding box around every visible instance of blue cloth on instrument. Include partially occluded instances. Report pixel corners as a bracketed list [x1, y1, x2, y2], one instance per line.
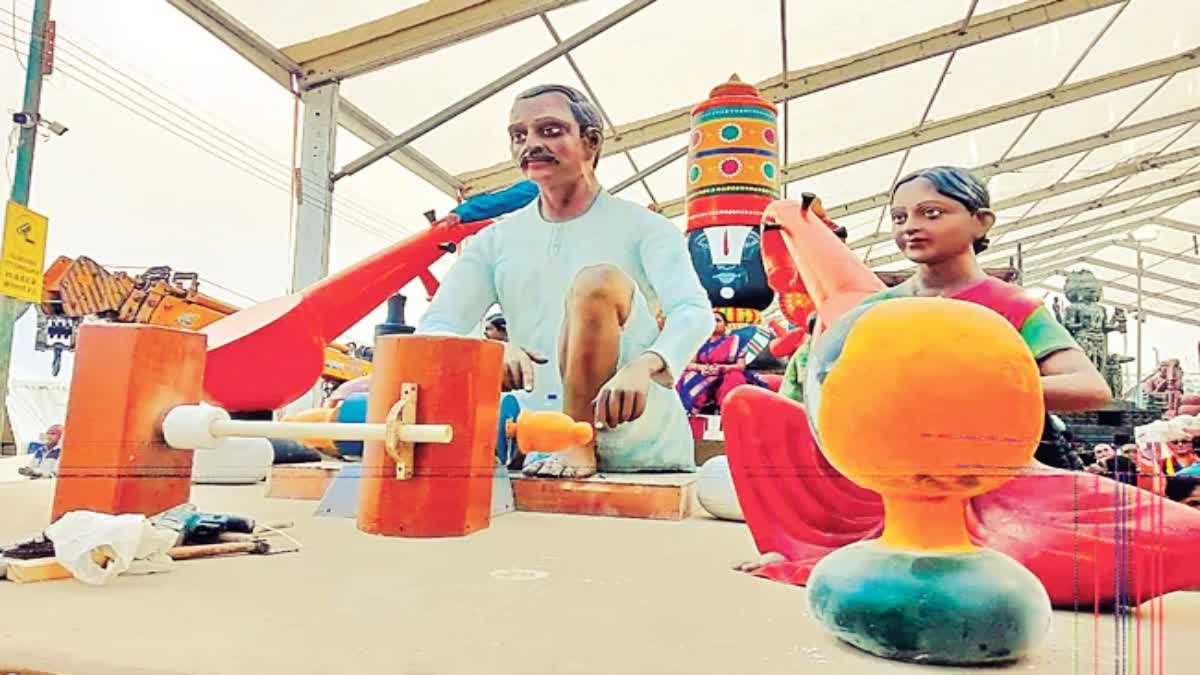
[450, 180, 540, 222]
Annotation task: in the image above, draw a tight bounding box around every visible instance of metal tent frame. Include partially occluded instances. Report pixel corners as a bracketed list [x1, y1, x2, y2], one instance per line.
[163, 0, 1200, 344]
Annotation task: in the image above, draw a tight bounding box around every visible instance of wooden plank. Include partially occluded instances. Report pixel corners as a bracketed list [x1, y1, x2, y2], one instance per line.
[2, 556, 71, 583]
[266, 461, 343, 500]
[694, 440, 725, 467]
[510, 472, 698, 521]
[51, 324, 206, 521]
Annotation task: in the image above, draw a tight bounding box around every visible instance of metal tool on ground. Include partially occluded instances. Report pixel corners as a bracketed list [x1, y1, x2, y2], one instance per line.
[167, 538, 298, 560]
[0, 534, 55, 560]
[153, 504, 256, 546]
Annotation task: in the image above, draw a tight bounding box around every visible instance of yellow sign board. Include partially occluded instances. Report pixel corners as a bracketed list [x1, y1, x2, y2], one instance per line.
[0, 200, 48, 302]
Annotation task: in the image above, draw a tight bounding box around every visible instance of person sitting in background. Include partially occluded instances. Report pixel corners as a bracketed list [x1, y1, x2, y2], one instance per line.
[1084, 443, 1112, 473]
[483, 313, 508, 342]
[676, 311, 769, 414]
[18, 423, 63, 479]
[1176, 439, 1200, 477]
[1162, 435, 1198, 476]
[1086, 442, 1137, 485]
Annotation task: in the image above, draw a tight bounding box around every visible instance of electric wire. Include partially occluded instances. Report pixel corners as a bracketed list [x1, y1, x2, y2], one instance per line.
[0, 11, 426, 245]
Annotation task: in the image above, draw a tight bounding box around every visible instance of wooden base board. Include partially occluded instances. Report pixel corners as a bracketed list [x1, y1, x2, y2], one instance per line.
[510, 472, 698, 521]
[266, 461, 343, 500]
[694, 440, 725, 466]
[267, 462, 699, 522]
[0, 556, 71, 583]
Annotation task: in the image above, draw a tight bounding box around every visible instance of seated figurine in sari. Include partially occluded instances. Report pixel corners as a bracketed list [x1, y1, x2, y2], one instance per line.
[722, 167, 1200, 608]
[676, 311, 769, 414]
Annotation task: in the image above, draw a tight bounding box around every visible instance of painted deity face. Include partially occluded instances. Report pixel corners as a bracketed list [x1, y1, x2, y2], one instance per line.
[688, 226, 772, 311]
[508, 93, 596, 189]
[890, 177, 991, 266]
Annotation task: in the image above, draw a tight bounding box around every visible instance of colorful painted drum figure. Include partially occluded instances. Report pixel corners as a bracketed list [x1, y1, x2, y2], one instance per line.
[685, 76, 781, 324]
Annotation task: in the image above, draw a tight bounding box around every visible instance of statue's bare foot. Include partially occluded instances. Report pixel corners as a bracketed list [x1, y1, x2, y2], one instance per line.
[522, 447, 597, 479]
[733, 551, 785, 573]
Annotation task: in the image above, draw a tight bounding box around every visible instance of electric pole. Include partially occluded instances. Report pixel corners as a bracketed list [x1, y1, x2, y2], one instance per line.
[0, 0, 53, 449]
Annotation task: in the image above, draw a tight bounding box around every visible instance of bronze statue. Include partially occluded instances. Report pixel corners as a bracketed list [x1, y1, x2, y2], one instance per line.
[1051, 269, 1132, 399]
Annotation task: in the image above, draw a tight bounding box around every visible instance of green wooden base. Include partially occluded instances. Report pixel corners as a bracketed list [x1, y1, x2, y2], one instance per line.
[807, 540, 1051, 665]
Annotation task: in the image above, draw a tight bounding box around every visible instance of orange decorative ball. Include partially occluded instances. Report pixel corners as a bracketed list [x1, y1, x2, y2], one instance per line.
[809, 297, 1045, 499]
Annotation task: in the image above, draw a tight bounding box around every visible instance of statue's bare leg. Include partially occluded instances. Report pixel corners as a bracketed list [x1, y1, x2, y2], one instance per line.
[732, 551, 785, 572]
[523, 264, 632, 479]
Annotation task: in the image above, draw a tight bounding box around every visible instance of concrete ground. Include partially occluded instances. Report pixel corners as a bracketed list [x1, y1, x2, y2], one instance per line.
[1, 478, 1196, 675]
[0, 454, 30, 482]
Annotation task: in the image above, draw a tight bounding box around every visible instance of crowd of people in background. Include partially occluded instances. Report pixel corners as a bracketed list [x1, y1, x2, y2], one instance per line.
[1060, 426, 1200, 508]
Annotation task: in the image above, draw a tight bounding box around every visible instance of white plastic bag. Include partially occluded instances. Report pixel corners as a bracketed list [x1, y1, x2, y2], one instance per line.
[44, 511, 176, 585]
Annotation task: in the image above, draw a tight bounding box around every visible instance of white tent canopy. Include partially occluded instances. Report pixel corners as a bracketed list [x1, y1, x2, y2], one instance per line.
[165, 0, 1200, 332]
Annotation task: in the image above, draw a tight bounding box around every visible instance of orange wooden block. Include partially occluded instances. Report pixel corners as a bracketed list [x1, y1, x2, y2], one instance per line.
[265, 461, 342, 500]
[357, 335, 504, 538]
[510, 473, 698, 521]
[51, 323, 206, 522]
[2, 556, 72, 583]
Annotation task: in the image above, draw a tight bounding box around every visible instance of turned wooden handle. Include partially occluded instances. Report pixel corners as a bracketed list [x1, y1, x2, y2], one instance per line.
[168, 540, 268, 560]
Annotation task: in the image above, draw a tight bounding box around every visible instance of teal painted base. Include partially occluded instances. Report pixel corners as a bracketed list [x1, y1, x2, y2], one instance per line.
[807, 540, 1051, 665]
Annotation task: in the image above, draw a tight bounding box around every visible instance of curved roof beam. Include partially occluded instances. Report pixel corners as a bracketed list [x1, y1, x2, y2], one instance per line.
[657, 46, 1200, 218]
[283, 0, 586, 86]
[166, 0, 463, 196]
[851, 145, 1200, 251]
[827, 107, 1200, 221]
[457, 0, 1126, 193]
[866, 173, 1200, 266]
[1030, 277, 1200, 327]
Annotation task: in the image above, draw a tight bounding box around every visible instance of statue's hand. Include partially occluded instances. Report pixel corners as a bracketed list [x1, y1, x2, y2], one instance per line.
[501, 343, 548, 392]
[594, 354, 658, 428]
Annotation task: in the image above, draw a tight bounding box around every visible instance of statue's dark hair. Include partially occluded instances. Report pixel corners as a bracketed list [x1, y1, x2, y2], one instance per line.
[892, 166, 992, 253]
[514, 84, 604, 168]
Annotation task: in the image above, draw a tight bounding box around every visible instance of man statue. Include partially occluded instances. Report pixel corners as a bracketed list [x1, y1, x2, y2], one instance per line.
[417, 84, 715, 478]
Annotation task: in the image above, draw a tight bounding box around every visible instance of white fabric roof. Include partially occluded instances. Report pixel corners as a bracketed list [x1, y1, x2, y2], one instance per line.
[193, 0, 1200, 332]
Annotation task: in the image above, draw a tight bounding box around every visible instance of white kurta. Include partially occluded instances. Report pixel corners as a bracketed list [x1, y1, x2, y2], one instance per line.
[417, 190, 714, 471]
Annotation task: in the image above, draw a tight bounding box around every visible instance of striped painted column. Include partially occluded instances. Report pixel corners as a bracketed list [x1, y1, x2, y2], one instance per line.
[685, 77, 781, 324]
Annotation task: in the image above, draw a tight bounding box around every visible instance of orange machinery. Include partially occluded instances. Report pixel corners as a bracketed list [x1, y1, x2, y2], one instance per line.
[36, 256, 373, 393]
